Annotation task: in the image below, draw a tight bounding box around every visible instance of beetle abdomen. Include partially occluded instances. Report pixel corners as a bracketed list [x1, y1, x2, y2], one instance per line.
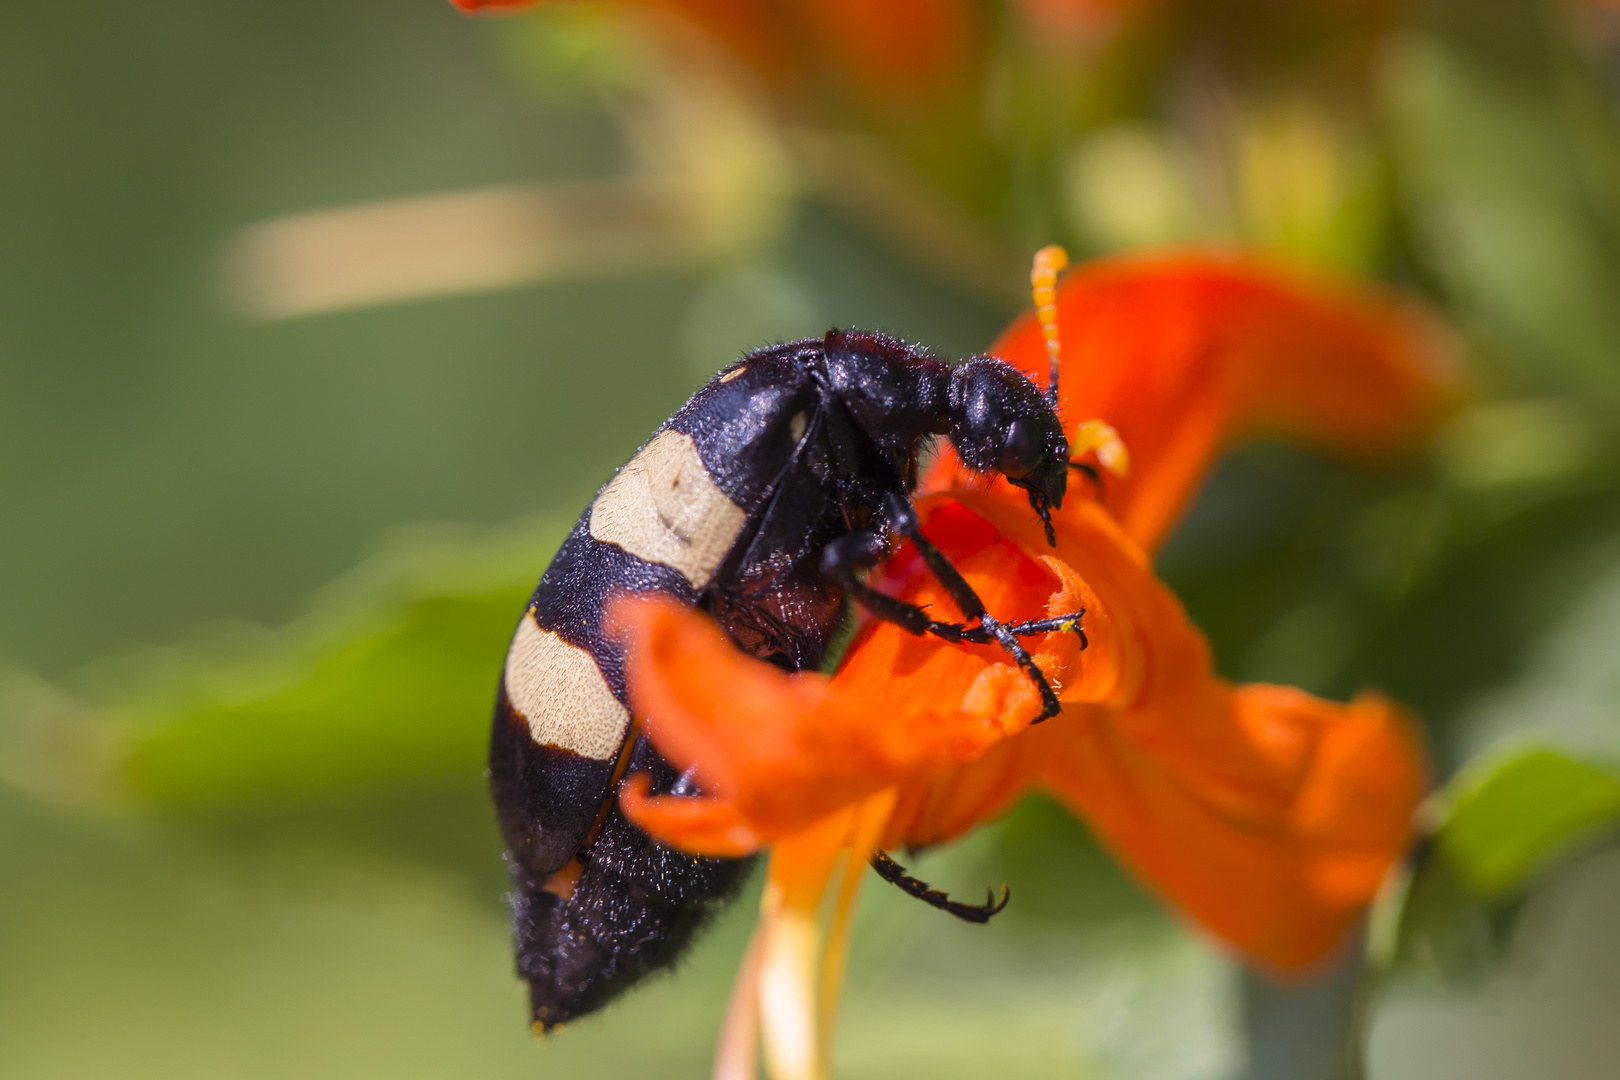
[491, 344, 829, 1029]
[491, 511, 696, 882]
[491, 361, 817, 880]
[514, 738, 755, 1032]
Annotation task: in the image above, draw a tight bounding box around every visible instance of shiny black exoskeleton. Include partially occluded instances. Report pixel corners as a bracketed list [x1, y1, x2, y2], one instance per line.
[491, 330, 1082, 1031]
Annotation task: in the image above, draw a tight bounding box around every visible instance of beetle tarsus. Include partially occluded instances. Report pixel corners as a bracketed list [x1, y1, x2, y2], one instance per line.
[869, 850, 1010, 924]
[1006, 612, 1088, 652]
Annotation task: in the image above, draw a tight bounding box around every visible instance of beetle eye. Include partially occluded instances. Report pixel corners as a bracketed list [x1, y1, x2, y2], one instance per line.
[998, 419, 1043, 478]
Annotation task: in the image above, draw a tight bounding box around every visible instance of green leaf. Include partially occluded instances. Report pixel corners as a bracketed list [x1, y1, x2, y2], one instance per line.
[3, 516, 570, 810]
[1438, 747, 1620, 897]
[1386, 845, 1511, 985]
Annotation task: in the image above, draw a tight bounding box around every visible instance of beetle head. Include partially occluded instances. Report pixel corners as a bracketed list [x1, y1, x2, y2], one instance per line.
[947, 358, 1069, 544]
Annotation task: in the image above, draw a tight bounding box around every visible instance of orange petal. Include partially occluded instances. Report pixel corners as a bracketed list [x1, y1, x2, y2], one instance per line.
[857, 491, 1212, 720]
[867, 490, 1219, 844]
[788, 0, 977, 102]
[884, 730, 1048, 850]
[888, 685, 1424, 972]
[609, 596, 1006, 851]
[619, 773, 766, 858]
[610, 490, 1165, 853]
[846, 493, 1424, 971]
[834, 485, 1218, 843]
[925, 254, 1456, 552]
[1040, 685, 1419, 971]
[834, 497, 1114, 728]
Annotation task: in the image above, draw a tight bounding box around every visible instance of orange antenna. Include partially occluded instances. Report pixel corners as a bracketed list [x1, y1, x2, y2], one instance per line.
[1031, 245, 1068, 408]
[1031, 246, 1131, 483]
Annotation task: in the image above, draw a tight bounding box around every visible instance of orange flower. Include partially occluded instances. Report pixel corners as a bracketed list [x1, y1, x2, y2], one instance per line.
[609, 253, 1448, 1079]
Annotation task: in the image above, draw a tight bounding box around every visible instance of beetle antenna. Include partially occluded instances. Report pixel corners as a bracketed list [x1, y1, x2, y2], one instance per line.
[1031, 245, 1069, 411]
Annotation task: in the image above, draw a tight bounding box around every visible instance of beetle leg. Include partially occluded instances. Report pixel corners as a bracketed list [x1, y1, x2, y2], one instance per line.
[820, 531, 978, 643]
[1004, 614, 1088, 652]
[878, 493, 1068, 721]
[869, 849, 1009, 923]
[976, 615, 1064, 720]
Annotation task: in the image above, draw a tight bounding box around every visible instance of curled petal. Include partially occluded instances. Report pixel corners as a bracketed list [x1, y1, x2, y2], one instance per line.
[630, 483, 1223, 852]
[846, 495, 1425, 972]
[609, 596, 1005, 851]
[619, 773, 765, 858]
[835, 498, 1112, 728]
[1063, 686, 1423, 972]
[892, 684, 1425, 973]
[863, 492, 1212, 718]
[885, 734, 1041, 851]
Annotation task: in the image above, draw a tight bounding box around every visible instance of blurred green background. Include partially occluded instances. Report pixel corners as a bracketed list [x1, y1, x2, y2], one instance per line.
[3, 0, 1620, 1077]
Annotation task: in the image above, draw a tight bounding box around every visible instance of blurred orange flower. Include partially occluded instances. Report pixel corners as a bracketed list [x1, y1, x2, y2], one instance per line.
[449, 0, 979, 106]
[450, 0, 1398, 97]
[610, 254, 1450, 1079]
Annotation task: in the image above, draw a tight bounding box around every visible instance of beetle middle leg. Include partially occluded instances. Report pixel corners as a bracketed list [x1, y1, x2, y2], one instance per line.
[820, 530, 976, 643]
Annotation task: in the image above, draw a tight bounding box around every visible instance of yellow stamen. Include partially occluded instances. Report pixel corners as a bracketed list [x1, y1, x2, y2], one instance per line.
[817, 789, 898, 1064]
[754, 812, 851, 1080]
[1072, 418, 1131, 477]
[759, 885, 822, 1080]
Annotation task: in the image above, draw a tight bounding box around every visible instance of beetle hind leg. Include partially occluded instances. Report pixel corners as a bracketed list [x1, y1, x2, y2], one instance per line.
[869, 849, 1010, 923]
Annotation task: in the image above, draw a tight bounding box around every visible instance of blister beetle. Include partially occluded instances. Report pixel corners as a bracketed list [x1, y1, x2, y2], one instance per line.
[491, 324, 1089, 1032]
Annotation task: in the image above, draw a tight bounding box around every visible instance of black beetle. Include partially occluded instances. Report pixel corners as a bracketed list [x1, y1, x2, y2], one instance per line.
[491, 328, 1087, 1031]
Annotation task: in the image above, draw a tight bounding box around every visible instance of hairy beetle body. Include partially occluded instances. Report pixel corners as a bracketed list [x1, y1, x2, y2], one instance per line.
[493, 330, 1078, 1030]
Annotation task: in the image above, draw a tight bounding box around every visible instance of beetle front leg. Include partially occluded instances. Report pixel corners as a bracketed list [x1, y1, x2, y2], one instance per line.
[1004, 614, 1089, 652]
